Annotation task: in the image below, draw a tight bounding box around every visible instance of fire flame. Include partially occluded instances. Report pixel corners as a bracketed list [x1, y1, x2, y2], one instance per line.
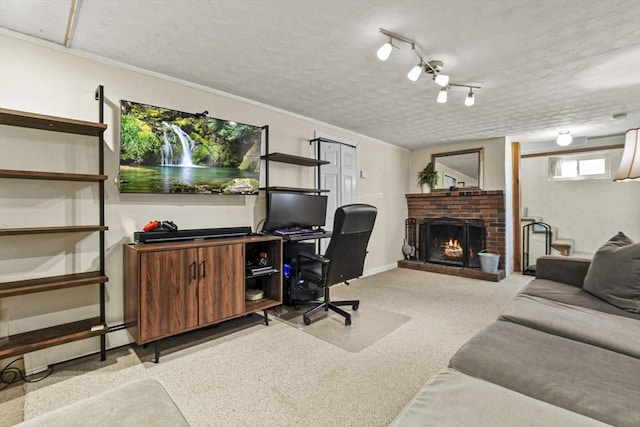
[443, 239, 463, 258]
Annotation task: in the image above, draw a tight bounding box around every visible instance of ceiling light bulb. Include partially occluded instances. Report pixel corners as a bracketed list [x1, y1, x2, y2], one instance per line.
[465, 89, 475, 106]
[434, 74, 450, 87]
[407, 64, 423, 81]
[437, 88, 448, 103]
[557, 131, 573, 146]
[377, 42, 393, 61]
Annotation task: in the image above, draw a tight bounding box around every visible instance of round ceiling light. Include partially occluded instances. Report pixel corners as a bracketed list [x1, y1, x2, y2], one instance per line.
[557, 131, 573, 146]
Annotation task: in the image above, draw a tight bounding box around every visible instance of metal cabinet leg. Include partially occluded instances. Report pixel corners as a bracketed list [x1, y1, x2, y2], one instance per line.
[100, 335, 106, 361]
[263, 309, 269, 326]
[154, 341, 160, 363]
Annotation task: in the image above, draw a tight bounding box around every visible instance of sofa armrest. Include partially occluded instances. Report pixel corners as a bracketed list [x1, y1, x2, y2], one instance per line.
[535, 256, 591, 287]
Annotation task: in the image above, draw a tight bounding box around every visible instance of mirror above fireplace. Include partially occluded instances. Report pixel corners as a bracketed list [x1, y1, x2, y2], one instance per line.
[431, 148, 483, 190]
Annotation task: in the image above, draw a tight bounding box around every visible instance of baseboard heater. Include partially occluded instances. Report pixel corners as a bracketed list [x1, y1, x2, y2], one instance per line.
[133, 226, 252, 244]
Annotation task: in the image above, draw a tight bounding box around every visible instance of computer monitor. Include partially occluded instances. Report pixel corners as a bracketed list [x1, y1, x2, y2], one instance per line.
[265, 193, 328, 231]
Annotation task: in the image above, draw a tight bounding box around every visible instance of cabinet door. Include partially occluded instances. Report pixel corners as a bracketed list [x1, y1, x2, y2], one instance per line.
[139, 248, 198, 342]
[198, 243, 244, 324]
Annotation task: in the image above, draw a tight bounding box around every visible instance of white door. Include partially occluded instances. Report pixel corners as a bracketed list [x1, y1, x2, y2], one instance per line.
[319, 139, 358, 231]
[340, 144, 357, 205]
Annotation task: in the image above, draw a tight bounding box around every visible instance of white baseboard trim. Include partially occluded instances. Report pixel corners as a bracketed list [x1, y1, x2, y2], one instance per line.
[363, 262, 397, 278]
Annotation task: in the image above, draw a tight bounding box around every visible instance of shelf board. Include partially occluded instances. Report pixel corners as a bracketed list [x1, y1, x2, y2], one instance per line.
[0, 317, 107, 360]
[0, 169, 108, 182]
[245, 297, 281, 312]
[261, 152, 329, 167]
[260, 186, 329, 193]
[246, 268, 279, 279]
[0, 225, 108, 236]
[0, 108, 107, 136]
[0, 271, 108, 298]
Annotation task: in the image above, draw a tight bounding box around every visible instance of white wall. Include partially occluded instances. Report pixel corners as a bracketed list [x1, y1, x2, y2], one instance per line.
[0, 33, 410, 368]
[521, 145, 640, 254]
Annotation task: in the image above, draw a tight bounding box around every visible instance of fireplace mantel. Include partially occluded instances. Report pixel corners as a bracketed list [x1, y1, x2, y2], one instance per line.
[401, 190, 506, 281]
[406, 189, 504, 199]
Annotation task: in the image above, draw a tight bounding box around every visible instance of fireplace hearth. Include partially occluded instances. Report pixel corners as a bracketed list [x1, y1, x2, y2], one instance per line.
[420, 218, 485, 268]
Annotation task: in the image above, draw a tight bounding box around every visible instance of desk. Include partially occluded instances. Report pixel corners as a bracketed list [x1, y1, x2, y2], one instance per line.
[276, 232, 331, 304]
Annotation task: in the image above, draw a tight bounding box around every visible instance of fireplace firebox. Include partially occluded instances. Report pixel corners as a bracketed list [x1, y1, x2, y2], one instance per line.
[419, 218, 485, 268]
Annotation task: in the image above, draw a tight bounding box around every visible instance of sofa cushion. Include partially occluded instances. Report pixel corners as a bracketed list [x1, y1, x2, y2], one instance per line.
[520, 279, 640, 320]
[449, 321, 640, 427]
[17, 378, 190, 427]
[583, 232, 640, 313]
[389, 368, 608, 427]
[535, 256, 591, 287]
[500, 294, 640, 358]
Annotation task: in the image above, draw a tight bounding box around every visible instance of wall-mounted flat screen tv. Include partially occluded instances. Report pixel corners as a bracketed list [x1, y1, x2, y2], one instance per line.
[119, 100, 263, 194]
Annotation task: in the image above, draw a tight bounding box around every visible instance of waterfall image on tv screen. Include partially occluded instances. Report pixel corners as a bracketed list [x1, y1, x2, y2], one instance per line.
[119, 100, 262, 194]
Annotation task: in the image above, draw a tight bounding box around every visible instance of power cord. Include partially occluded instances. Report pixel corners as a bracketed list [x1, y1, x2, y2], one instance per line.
[256, 217, 266, 233]
[0, 357, 54, 390]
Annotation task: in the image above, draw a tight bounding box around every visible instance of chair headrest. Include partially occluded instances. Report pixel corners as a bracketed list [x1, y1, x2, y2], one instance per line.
[335, 204, 377, 234]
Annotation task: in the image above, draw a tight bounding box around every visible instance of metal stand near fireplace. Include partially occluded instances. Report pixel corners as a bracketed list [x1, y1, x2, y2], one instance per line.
[419, 218, 486, 268]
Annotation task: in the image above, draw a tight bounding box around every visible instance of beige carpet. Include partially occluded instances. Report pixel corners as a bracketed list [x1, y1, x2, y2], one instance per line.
[275, 302, 411, 353]
[5, 268, 532, 427]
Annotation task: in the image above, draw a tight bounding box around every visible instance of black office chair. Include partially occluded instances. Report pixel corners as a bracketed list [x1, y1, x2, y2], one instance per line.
[295, 204, 377, 326]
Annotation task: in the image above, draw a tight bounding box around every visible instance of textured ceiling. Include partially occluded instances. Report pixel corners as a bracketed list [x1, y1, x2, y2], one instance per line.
[1, 0, 639, 152]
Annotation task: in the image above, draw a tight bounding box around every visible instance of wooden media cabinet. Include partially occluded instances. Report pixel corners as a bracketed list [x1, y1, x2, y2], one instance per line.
[123, 235, 282, 362]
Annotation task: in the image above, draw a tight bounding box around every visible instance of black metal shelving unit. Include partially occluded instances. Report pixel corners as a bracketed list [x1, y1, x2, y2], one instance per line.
[260, 129, 330, 216]
[260, 135, 332, 305]
[0, 86, 108, 361]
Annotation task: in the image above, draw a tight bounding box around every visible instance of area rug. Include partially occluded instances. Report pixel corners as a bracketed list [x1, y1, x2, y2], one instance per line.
[274, 303, 411, 353]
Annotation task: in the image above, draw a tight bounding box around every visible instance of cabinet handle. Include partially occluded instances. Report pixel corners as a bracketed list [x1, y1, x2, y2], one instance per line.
[200, 260, 206, 279]
[191, 261, 197, 280]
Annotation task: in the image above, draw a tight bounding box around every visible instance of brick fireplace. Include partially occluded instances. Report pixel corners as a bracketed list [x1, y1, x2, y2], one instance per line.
[398, 190, 506, 281]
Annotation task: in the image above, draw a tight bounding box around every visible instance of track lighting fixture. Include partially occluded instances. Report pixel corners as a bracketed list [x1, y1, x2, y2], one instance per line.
[376, 28, 481, 106]
[465, 89, 475, 106]
[435, 83, 480, 105]
[557, 131, 573, 146]
[407, 62, 423, 82]
[377, 39, 393, 61]
[437, 87, 448, 103]
[423, 60, 449, 86]
[433, 74, 450, 87]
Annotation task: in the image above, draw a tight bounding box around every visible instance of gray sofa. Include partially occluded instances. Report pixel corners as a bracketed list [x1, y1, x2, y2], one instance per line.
[391, 255, 640, 427]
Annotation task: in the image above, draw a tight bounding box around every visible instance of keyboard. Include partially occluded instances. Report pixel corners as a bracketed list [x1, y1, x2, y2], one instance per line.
[273, 228, 309, 236]
[273, 228, 323, 236]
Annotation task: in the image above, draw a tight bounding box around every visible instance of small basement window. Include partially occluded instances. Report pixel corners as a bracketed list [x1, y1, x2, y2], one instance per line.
[548, 153, 610, 181]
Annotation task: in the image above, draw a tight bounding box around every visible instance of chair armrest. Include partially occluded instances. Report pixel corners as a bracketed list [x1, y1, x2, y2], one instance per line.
[297, 252, 329, 264]
[535, 256, 592, 288]
[296, 252, 330, 286]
